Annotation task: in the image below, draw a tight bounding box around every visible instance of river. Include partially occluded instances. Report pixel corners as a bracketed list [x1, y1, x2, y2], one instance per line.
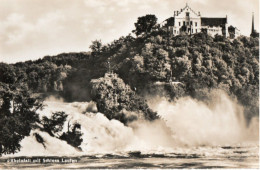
[1, 145, 259, 169]
[1, 91, 259, 169]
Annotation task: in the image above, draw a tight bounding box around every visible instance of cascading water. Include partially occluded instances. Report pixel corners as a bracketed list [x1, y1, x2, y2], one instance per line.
[148, 90, 257, 146]
[4, 90, 258, 158]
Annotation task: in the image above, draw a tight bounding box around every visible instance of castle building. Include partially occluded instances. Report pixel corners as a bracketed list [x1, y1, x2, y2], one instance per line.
[162, 4, 240, 38]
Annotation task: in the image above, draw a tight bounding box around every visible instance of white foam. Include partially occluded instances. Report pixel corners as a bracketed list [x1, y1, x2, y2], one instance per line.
[5, 90, 258, 156]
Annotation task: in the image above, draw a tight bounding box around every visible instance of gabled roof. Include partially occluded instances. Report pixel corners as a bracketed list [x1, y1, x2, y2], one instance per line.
[165, 17, 175, 26]
[179, 3, 200, 17]
[201, 17, 227, 27]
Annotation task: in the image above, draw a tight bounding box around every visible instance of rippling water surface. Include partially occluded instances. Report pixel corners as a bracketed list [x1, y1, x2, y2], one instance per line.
[1, 145, 258, 169]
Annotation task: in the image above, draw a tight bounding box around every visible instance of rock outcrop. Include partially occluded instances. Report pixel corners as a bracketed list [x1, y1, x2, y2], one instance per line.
[91, 73, 158, 124]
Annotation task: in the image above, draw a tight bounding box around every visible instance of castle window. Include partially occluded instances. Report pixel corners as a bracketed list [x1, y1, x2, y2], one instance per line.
[183, 21, 185, 26]
[190, 21, 193, 25]
[179, 22, 181, 26]
[195, 22, 197, 26]
[186, 12, 189, 17]
[187, 22, 189, 25]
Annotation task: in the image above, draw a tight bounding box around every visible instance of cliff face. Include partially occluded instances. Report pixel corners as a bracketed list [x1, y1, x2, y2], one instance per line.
[90, 73, 158, 124]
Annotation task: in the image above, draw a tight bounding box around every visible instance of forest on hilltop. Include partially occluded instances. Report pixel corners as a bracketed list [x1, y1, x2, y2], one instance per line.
[0, 15, 259, 154]
[1, 31, 259, 117]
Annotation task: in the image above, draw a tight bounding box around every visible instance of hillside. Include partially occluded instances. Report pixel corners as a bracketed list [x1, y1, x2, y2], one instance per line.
[1, 30, 259, 118]
[0, 23, 259, 155]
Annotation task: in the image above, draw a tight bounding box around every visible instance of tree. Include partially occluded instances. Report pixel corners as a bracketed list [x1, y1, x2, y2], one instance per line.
[0, 89, 42, 155]
[59, 122, 83, 149]
[89, 40, 103, 57]
[0, 63, 16, 84]
[42, 111, 68, 137]
[250, 30, 259, 38]
[41, 111, 83, 149]
[172, 56, 192, 79]
[133, 14, 158, 36]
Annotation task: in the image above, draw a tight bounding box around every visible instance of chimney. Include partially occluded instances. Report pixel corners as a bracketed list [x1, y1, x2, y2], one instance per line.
[174, 11, 176, 16]
[198, 11, 200, 16]
[177, 11, 179, 15]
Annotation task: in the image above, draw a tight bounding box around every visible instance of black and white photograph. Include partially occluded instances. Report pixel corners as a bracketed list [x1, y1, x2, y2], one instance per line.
[0, 0, 259, 169]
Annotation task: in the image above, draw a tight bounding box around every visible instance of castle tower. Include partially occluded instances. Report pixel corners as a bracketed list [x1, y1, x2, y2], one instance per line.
[250, 12, 258, 37]
[251, 12, 255, 34]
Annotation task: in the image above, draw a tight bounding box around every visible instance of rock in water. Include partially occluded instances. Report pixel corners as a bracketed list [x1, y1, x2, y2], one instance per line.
[33, 133, 46, 149]
[90, 73, 158, 124]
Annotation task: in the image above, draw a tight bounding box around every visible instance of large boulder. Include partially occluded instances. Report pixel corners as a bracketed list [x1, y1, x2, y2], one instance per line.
[90, 73, 158, 124]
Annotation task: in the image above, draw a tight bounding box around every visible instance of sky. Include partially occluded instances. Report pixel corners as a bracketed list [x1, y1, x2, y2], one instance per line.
[0, 0, 259, 63]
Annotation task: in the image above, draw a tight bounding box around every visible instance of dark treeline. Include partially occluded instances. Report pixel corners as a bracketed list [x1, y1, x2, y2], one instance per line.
[1, 32, 258, 119]
[0, 15, 259, 155]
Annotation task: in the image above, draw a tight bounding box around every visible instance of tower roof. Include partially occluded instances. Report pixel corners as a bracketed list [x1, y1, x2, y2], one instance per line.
[251, 12, 255, 34]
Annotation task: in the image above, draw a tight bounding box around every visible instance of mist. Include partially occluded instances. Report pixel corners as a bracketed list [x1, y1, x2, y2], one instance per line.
[4, 90, 258, 157]
[148, 90, 259, 146]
